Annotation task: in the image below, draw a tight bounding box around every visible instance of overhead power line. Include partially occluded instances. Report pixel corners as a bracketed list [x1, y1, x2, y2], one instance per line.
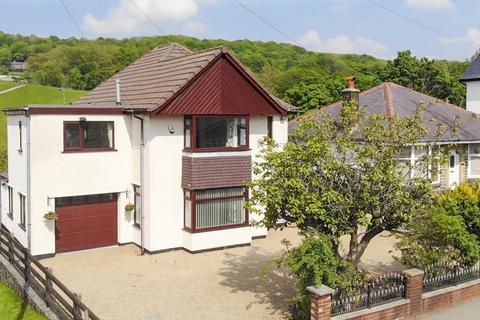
[232, 0, 300, 46]
[126, 0, 165, 35]
[367, 0, 476, 50]
[58, 0, 88, 40]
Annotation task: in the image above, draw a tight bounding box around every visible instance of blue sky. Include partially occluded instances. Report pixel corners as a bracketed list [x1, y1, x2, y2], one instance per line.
[0, 0, 479, 61]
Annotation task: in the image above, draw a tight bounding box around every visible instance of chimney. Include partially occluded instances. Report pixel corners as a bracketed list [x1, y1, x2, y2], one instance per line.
[342, 76, 360, 103]
[115, 79, 121, 105]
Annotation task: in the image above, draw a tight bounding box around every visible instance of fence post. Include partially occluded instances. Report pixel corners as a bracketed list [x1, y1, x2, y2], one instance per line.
[24, 250, 30, 285]
[73, 293, 83, 320]
[8, 232, 14, 263]
[307, 285, 334, 320]
[453, 265, 458, 286]
[403, 268, 424, 318]
[45, 267, 53, 308]
[367, 283, 372, 308]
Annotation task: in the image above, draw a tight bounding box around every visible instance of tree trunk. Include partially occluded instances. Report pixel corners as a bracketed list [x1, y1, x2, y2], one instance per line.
[350, 226, 384, 268]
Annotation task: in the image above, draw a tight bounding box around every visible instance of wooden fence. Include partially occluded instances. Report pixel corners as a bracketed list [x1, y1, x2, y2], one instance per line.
[0, 227, 99, 320]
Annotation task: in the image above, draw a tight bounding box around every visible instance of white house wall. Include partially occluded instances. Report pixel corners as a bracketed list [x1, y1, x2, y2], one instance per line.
[27, 114, 138, 255]
[466, 81, 480, 114]
[2, 115, 29, 247]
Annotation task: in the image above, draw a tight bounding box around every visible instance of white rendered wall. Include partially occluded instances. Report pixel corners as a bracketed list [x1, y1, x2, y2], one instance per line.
[182, 227, 251, 252]
[2, 115, 29, 247]
[27, 114, 138, 255]
[466, 81, 480, 114]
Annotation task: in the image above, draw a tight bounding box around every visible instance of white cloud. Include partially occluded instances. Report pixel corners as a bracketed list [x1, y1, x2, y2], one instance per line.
[298, 30, 389, 58]
[405, 0, 454, 10]
[84, 0, 201, 36]
[439, 27, 480, 48]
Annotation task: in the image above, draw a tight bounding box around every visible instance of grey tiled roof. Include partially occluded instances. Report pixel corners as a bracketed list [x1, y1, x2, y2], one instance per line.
[292, 82, 480, 143]
[75, 43, 293, 113]
[460, 55, 480, 82]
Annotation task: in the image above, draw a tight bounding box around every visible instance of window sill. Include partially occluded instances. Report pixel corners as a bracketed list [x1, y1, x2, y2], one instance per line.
[62, 149, 117, 154]
[18, 223, 26, 231]
[183, 148, 250, 153]
[183, 222, 249, 233]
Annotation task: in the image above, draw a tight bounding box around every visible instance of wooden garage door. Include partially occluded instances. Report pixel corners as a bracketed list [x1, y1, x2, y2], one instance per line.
[55, 193, 117, 253]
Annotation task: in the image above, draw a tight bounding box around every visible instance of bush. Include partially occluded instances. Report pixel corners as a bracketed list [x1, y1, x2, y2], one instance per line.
[395, 206, 480, 269]
[280, 234, 365, 320]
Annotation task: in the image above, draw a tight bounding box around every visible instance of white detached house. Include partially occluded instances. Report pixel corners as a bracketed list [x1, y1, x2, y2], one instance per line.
[0, 44, 293, 257]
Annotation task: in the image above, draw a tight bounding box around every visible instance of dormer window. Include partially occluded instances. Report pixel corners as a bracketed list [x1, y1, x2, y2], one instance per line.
[64, 121, 114, 152]
[184, 116, 249, 151]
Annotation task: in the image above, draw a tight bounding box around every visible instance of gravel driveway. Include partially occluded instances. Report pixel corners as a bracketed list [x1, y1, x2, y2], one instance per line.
[41, 228, 402, 320]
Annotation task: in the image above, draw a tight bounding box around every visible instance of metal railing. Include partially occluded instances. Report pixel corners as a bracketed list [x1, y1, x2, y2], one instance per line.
[423, 261, 480, 293]
[331, 272, 407, 316]
[0, 226, 99, 320]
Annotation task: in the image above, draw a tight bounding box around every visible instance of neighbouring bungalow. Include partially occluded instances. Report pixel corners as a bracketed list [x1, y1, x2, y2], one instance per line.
[292, 72, 480, 191]
[0, 43, 294, 257]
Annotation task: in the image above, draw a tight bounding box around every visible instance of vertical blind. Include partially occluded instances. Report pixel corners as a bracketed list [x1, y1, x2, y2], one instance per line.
[195, 187, 246, 229]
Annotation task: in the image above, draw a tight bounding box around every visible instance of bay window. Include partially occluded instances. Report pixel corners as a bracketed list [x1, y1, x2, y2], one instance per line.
[184, 116, 248, 150]
[64, 121, 114, 151]
[184, 187, 248, 232]
[469, 144, 480, 178]
[396, 146, 440, 183]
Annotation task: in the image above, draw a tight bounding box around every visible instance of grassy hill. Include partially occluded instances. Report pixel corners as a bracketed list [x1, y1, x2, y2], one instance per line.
[0, 83, 86, 170]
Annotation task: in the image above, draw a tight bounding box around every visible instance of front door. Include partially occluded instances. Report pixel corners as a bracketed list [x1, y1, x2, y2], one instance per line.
[448, 150, 460, 190]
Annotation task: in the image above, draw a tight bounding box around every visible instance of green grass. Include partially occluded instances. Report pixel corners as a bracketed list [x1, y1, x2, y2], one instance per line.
[0, 83, 86, 170]
[0, 282, 47, 320]
[0, 81, 21, 91]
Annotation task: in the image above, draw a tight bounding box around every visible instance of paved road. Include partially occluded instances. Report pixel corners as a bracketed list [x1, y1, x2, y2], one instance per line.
[421, 297, 480, 319]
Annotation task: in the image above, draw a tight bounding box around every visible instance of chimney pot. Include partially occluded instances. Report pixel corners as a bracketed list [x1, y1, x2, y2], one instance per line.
[115, 79, 121, 105]
[342, 76, 360, 103]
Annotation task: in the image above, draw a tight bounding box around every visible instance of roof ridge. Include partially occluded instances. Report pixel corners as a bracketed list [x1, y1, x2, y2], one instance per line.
[148, 45, 224, 65]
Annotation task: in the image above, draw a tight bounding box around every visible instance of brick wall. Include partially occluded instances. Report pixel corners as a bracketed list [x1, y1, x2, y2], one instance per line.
[309, 269, 480, 320]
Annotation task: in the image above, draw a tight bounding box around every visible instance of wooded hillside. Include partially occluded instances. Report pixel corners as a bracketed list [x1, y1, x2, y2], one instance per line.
[0, 31, 470, 114]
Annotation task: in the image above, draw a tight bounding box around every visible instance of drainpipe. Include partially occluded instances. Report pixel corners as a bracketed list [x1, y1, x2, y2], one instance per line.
[26, 113, 32, 252]
[133, 113, 145, 255]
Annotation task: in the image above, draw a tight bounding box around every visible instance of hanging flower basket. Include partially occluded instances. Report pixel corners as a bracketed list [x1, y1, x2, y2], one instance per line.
[125, 203, 135, 212]
[43, 211, 58, 221]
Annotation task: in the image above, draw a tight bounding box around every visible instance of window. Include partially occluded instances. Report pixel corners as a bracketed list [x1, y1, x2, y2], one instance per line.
[19, 193, 26, 228]
[267, 116, 273, 139]
[396, 146, 440, 183]
[7, 186, 13, 218]
[64, 121, 114, 151]
[18, 121, 22, 152]
[469, 144, 480, 178]
[184, 116, 248, 150]
[184, 187, 248, 232]
[133, 185, 141, 227]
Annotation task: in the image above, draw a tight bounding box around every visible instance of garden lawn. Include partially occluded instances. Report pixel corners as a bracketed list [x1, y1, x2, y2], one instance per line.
[0, 81, 20, 91]
[0, 84, 86, 170]
[0, 282, 47, 320]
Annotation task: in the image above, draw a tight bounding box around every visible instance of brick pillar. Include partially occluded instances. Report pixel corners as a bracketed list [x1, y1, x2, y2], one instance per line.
[307, 285, 334, 320]
[403, 268, 424, 317]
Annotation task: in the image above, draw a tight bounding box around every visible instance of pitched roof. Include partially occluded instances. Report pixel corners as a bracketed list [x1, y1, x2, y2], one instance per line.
[294, 82, 480, 143]
[460, 54, 480, 82]
[75, 43, 293, 114]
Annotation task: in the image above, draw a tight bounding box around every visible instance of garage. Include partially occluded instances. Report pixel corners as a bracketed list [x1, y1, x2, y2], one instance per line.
[55, 193, 118, 253]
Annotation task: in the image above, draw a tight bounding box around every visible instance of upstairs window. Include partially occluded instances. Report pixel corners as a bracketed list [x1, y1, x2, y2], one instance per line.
[64, 121, 114, 152]
[184, 116, 248, 151]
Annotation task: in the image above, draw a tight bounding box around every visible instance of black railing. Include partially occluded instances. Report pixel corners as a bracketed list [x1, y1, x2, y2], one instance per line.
[331, 272, 407, 316]
[423, 262, 480, 293]
[0, 226, 99, 320]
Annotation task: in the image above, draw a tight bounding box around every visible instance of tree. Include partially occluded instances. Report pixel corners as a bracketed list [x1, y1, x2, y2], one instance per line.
[0, 47, 12, 65]
[248, 100, 442, 268]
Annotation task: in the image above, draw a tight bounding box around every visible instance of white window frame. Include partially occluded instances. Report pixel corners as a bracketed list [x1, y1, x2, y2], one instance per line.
[468, 144, 480, 179]
[397, 145, 440, 184]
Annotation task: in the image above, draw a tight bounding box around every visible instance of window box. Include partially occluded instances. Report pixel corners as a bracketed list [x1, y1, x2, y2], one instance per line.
[184, 116, 249, 152]
[63, 121, 115, 152]
[184, 187, 249, 232]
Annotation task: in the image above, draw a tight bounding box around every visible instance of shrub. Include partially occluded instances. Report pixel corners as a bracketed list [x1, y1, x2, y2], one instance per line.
[395, 206, 480, 269]
[280, 234, 365, 320]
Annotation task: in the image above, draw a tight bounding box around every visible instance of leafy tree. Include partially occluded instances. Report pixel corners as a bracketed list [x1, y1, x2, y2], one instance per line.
[0, 47, 12, 65]
[395, 207, 480, 268]
[248, 101, 441, 267]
